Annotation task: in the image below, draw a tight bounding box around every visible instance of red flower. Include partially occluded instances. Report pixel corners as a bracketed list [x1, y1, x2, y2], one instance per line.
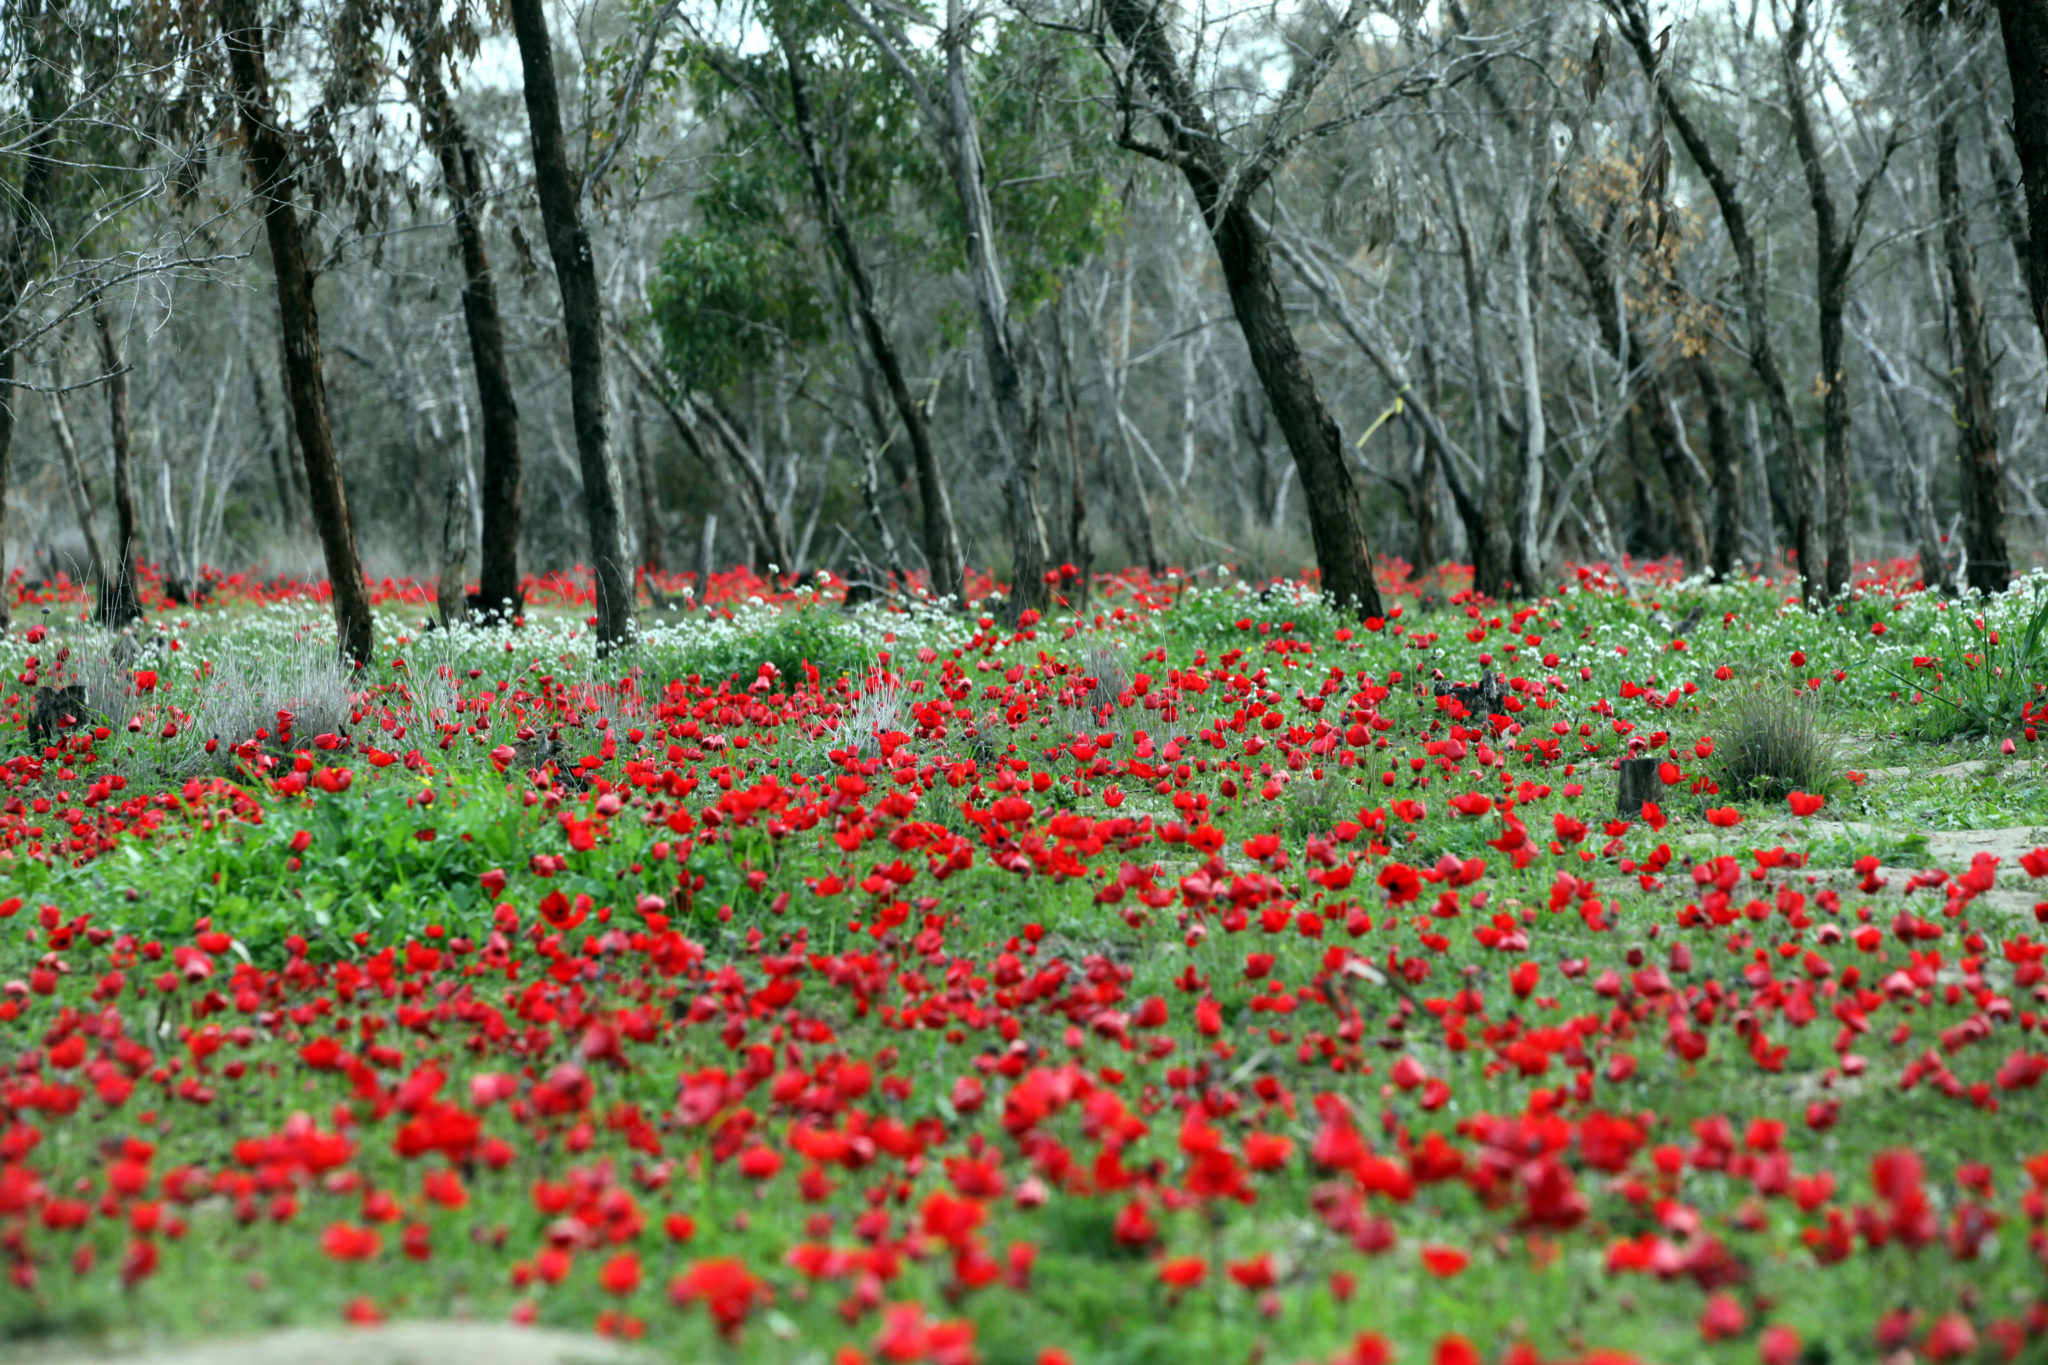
[1158, 1255, 1207, 1290]
[320, 1223, 382, 1262]
[1787, 791, 1825, 817]
[1226, 1252, 1275, 1290]
[1419, 1244, 1467, 1277]
[670, 1257, 770, 1340]
[1705, 807, 1743, 828]
[598, 1251, 642, 1297]
[1698, 1292, 1747, 1341]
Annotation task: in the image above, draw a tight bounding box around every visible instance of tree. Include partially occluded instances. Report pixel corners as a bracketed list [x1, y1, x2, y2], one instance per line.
[843, 0, 1054, 618]
[1994, 0, 2048, 354]
[0, 0, 66, 632]
[507, 0, 635, 654]
[1927, 21, 2011, 595]
[1097, 0, 1403, 617]
[407, 33, 525, 621]
[1608, 0, 1818, 601]
[1781, 0, 1898, 600]
[91, 297, 141, 624]
[221, 0, 375, 665]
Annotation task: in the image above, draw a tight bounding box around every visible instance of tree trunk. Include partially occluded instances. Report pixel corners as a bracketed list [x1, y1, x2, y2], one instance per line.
[1936, 66, 2013, 595]
[1051, 294, 1093, 608]
[0, 1, 65, 633]
[507, 0, 634, 654]
[628, 393, 665, 573]
[1445, 167, 1514, 599]
[414, 53, 526, 622]
[43, 391, 107, 589]
[1507, 183, 1547, 593]
[1616, 0, 1816, 603]
[437, 475, 469, 627]
[247, 342, 299, 530]
[780, 35, 965, 603]
[1784, 0, 1870, 600]
[1995, 0, 2048, 351]
[1692, 355, 1742, 581]
[938, 7, 1048, 620]
[92, 302, 143, 624]
[1101, 0, 1383, 618]
[1553, 203, 1708, 572]
[222, 0, 374, 666]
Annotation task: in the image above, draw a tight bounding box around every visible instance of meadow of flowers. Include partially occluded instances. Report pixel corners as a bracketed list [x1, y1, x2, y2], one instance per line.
[1, 559, 2045, 1365]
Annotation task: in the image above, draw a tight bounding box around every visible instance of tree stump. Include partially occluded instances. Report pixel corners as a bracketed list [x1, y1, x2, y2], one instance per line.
[1617, 756, 1661, 819]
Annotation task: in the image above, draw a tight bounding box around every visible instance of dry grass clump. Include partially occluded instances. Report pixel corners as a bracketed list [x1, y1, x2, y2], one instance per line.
[1711, 683, 1833, 802]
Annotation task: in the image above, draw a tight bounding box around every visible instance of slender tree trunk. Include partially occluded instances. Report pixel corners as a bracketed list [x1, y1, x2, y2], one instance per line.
[938, 7, 1048, 620]
[414, 54, 526, 621]
[222, 0, 373, 665]
[0, 1, 65, 632]
[1616, 0, 1816, 602]
[1692, 355, 1742, 581]
[247, 342, 298, 529]
[1445, 168, 1513, 598]
[92, 302, 143, 624]
[1102, 0, 1383, 617]
[1051, 295, 1093, 608]
[44, 391, 107, 588]
[1936, 64, 2013, 594]
[1785, 0, 1892, 600]
[780, 35, 964, 603]
[1507, 182, 1547, 592]
[507, 0, 633, 653]
[628, 393, 666, 573]
[1553, 203, 1708, 572]
[1995, 0, 2048, 352]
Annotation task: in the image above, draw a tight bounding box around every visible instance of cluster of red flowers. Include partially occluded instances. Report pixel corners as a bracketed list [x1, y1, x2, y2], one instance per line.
[1, 571, 2045, 1361]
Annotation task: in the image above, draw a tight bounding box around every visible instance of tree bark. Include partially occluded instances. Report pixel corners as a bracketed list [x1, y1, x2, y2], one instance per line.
[1692, 354, 1742, 581]
[937, 5, 1048, 620]
[414, 53, 526, 621]
[507, 0, 634, 653]
[1783, 0, 1893, 600]
[1994, 0, 2048, 351]
[43, 390, 107, 589]
[780, 34, 965, 603]
[93, 301, 143, 625]
[1614, 0, 1816, 602]
[627, 392, 665, 573]
[1102, 0, 1384, 617]
[0, 0, 65, 632]
[1553, 203, 1709, 572]
[222, 0, 374, 666]
[1936, 56, 2013, 595]
[1444, 166, 1514, 598]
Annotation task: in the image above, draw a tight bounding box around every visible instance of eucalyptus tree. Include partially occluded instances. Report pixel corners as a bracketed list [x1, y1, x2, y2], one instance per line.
[1087, 0, 1459, 618]
[1994, 0, 2048, 359]
[218, 0, 375, 664]
[508, 0, 635, 654]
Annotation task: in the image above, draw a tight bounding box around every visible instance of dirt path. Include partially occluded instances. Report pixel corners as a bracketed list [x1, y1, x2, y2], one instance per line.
[0, 1322, 642, 1365]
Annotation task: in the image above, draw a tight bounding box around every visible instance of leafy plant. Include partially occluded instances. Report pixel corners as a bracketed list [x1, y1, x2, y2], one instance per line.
[1885, 577, 2048, 740]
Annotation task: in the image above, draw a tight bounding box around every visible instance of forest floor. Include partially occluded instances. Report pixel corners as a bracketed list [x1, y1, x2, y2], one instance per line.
[1, 564, 2046, 1365]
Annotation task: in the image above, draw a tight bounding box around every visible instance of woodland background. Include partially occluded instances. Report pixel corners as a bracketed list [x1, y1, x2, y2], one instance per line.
[4, 0, 2048, 648]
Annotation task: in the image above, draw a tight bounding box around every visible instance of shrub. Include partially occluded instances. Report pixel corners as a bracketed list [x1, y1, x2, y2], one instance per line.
[1711, 683, 1833, 802]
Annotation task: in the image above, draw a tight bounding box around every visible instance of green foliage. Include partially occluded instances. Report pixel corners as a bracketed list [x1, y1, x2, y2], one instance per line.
[1892, 578, 2048, 741]
[648, 228, 828, 392]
